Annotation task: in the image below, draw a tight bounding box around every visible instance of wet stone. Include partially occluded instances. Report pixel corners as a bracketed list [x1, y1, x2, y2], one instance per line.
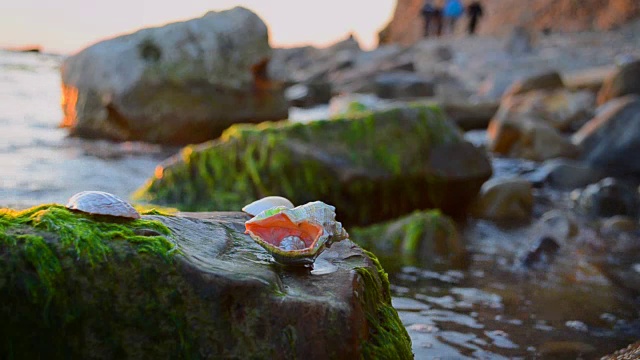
[572, 178, 640, 219]
[520, 236, 561, 268]
[0, 210, 411, 359]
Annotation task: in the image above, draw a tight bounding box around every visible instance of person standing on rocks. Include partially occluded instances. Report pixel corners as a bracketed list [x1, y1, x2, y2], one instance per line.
[443, 0, 464, 34]
[467, 1, 484, 35]
[421, 1, 443, 37]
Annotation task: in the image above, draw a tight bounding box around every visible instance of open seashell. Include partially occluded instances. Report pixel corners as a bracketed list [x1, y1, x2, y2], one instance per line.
[245, 201, 349, 266]
[66, 191, 141, 219]
[242, 196, 294, 216]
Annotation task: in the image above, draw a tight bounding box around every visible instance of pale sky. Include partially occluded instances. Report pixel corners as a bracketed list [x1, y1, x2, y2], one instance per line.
[1, 0, 396, 54]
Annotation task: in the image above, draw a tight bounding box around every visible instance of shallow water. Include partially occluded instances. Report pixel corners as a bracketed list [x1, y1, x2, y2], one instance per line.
[393, 219, 640, 359]
[1, 51, 638, 358]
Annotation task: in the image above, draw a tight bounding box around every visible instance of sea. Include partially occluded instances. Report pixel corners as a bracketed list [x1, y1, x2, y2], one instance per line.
[0, 49, 175, 209]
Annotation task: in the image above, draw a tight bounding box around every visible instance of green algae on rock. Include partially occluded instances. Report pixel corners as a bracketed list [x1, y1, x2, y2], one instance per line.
[356, 250, 413, 359]
[350, 210, 466, 272]
[0, 205, 174, 301]
[135, 105, 492, 226]
[0, 207, 413, 359]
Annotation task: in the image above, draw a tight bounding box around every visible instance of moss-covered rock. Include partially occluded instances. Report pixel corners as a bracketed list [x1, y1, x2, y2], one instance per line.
[134, 105, 492, 226]
[350, 210, 467, 272]
[0, 205, 412, 359]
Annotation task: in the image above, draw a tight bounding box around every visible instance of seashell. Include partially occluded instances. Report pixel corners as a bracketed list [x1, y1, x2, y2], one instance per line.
[245, 201, 349, 266]
[66, 191, 141, 219]
[242, 196, 294, 216]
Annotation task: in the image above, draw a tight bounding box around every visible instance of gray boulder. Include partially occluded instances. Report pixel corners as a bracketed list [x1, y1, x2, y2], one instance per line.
[60, 7, 288, 145]
[573, 96, 640, 174]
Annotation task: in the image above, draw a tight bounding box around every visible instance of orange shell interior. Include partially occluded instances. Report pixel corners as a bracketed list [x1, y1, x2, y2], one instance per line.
[245, 213, 323, 249]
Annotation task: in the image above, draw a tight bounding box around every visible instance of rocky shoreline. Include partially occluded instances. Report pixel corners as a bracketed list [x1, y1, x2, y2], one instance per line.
[4, 5, 640, 358]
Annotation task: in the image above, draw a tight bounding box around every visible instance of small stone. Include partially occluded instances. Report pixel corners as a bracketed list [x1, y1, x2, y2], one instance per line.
[520, 236, 561, 268]
[538, 210, 579, 240]
[470, 178, 534, 221]
[573, 178, 640, 219]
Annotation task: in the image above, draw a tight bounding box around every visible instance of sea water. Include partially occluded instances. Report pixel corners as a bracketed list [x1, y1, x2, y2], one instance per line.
[0, 50, 173, 208]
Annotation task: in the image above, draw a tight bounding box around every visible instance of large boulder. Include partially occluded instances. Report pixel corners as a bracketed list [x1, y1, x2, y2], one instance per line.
[135, 105, 492, 226]
[488, 120, 580, 162]
[573, 95, 640, 174]
[488, 88, 593, 160]
[0, 205, 412, 359]
[60, 7, 288, 145]
[493, 88, 596, 132]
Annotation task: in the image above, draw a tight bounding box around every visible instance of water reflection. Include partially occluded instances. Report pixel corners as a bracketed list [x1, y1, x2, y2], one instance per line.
[390, 220, 640, 358]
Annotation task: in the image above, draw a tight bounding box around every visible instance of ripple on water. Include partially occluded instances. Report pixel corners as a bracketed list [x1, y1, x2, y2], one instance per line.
[391, 214, 640, 358]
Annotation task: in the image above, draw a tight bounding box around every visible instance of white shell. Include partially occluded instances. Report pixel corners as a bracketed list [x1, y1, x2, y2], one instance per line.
[66, 191, 140, 219]
[242, 196, 294, 216]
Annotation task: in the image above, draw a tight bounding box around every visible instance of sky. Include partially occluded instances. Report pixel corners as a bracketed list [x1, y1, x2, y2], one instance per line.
[1, 0, 397, 54]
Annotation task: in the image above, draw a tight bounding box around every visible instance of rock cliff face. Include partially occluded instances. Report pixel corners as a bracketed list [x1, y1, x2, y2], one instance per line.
[380, 0, 640, 46]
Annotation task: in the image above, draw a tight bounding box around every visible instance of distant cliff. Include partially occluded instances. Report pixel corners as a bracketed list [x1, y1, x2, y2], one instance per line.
[379, 0, 640, 45]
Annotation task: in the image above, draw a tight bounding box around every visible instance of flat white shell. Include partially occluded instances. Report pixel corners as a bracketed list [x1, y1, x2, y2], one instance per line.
[66, 191, 140, 219]
[242, 196, 294, 216]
